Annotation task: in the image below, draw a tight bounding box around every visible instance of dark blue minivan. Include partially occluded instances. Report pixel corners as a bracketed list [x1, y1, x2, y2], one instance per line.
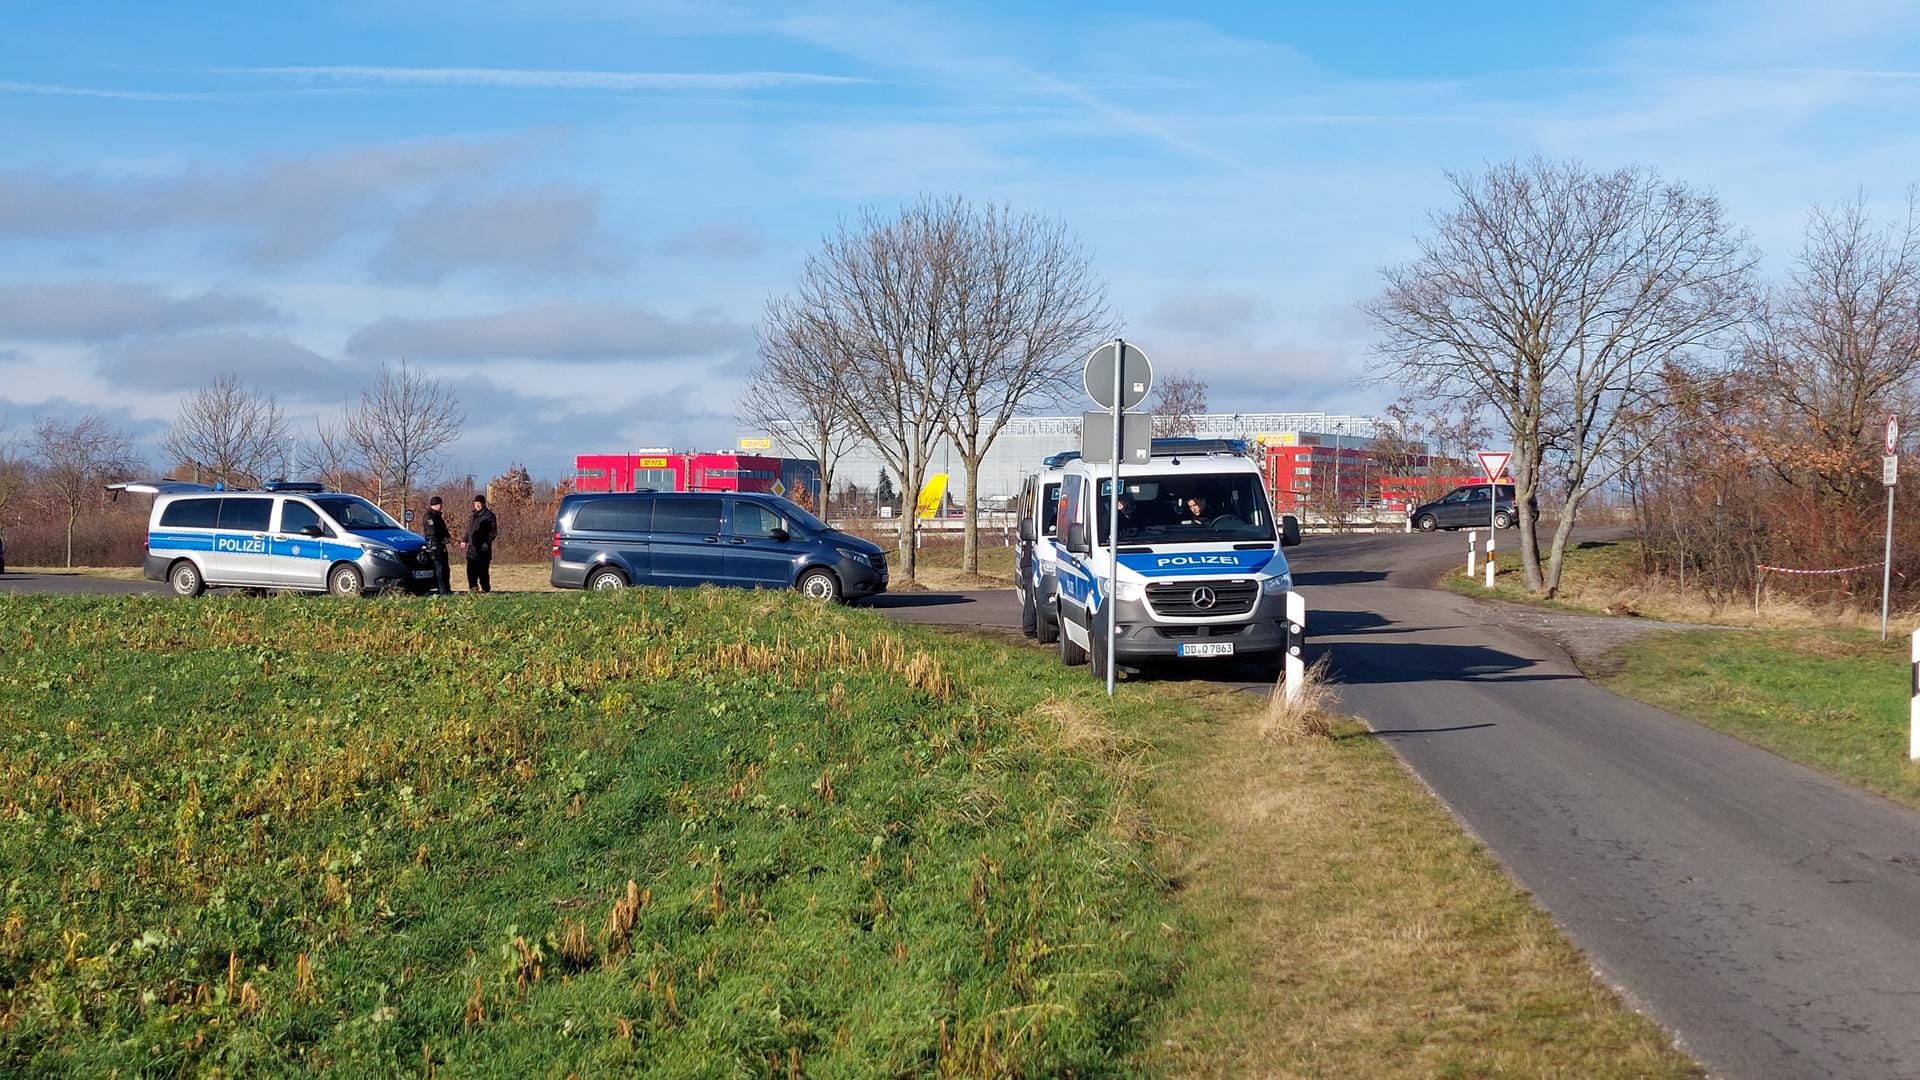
[550, 491, 888, 602]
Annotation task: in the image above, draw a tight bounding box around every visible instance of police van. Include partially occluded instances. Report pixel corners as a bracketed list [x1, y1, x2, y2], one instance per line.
[1014, 453, 1072, 644]
[110, 480, 436, 597]
[1050, 439, 1301, 677]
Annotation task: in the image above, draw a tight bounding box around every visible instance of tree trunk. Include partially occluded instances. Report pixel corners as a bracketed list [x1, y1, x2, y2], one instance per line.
[897, 452, 924, 581]
[1515, 437, 1546, 592]
[66, 503, 77, 567]
[961, 454, 983, 574]
[1543, 494, 1583, 597]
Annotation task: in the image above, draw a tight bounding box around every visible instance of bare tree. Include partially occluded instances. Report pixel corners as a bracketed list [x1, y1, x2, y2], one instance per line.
[743, 295, 861, 516]
[1150, 370, 1209, 436]
[939, 204, 1109, 573]
[159, 373, 291, 487]
[786, 197, 969, 580]
[1746, 193, 1920, 502]
[30, 412, 137, 566]
[343, 362, 463, 516]
[1367, 158, 1756, 595]
[299, 408, 362, 494]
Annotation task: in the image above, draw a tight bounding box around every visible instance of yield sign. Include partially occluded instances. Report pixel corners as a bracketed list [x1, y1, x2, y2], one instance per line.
[1477, 451, 1512, 484]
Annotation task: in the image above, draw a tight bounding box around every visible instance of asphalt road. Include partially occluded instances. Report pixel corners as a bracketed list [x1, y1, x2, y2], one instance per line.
[1295, 531, 1920, 1080]
[0, 571, 163, 596]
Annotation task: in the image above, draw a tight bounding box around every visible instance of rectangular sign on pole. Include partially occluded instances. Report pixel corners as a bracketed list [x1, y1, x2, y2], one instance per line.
[1885, 455, 1899, 487]
[1079, 411, 1152, 465]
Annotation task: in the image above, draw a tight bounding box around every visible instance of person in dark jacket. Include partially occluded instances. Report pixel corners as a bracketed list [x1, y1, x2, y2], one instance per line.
[421, 496, 451, 595]
[462, 494, 497, 593]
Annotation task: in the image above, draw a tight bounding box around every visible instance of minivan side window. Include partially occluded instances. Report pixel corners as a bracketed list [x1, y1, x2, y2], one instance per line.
[1042, 482, 1061, 536]
[654, 497, 722, 536]
[219, 498, 273, 532]
[573, 496, 653, 533]
[280, 500, 329, 537]
[731, 501, 785, 539]
[160, 498, 220, 529]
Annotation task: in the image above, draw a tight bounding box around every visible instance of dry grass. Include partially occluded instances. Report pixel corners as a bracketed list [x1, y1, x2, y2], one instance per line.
[1133, 683, 1698, 1078]
[1448, 539, 1916, 631]
[9, 565, 145, 580]
[1260, 655, 1336, 742]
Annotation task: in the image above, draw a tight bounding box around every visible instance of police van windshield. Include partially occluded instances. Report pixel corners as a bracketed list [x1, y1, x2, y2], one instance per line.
[312, 495, 402, 534]
[1096, 473, 1275, 545]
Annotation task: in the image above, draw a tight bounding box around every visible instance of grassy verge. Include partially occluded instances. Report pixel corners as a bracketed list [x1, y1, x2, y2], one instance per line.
[1603, 628, 1920, 809]
[0, 590, 1169, 1075]
[1439, 539, 1647, 616]
[1, 589, 1696, 1075]
[1131, 681, 1697, 1077]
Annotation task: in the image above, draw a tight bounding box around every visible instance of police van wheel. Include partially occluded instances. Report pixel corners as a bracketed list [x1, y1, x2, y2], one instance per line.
[1020, 588, 1038, 637]
[588, 567, 628, 591]
[328, 564, 364, 597]
[1059, 621, 1088, 667]
[798, 568, 842, 603]
[1090, 628, 1113, 681]
[1036, 609, 1059, 644]
[168, 560, 204, 598]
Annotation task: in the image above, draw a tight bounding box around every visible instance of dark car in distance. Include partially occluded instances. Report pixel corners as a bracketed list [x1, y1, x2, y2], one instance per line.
[550, 491, 887, 602]
[1409, 483, 1524, 532]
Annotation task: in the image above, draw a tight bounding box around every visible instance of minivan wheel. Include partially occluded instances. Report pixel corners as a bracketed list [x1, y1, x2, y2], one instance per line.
[1060, 619, 1089, 667]
[1494, 510, 1514, 530]
[798, 568, 842, 602]
[1020, 587, 1038, 637]
[588, 567, 628, 591]
[169, 560, 205, 598]
[328, 564, 364, 597]
[1417, 513, 1439, 532]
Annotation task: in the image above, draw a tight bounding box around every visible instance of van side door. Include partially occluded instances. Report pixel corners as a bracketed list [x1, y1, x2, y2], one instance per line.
[271, 497, 334, 590]
[724, 498, 795, 588]
[648, 497, 727, 588]
[213, 496, 276, 584]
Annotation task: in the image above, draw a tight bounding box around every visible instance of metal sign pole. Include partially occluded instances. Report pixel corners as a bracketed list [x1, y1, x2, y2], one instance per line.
[1885, 415, 1900, 643]
[1107, 339, 1125, 697]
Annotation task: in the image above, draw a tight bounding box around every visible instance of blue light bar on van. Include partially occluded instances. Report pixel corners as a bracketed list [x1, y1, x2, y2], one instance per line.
[1041, 450, 1082, 468]
[263, 481, 328, 493]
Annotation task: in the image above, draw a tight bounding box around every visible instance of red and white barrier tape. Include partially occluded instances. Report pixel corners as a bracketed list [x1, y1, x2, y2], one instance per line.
[1754, 561, 1883, 575]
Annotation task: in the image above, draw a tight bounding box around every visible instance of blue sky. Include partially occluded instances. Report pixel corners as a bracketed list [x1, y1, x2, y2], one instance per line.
[4, 0, 1920, 479]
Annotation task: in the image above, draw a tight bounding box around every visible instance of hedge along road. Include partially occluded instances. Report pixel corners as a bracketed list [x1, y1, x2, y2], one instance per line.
[17, 541, 1920, 1076]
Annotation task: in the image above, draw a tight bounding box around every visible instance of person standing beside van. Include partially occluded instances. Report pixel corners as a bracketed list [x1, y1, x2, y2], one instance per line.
[421, 496, 452, 595]
[463, 494, 497, 593]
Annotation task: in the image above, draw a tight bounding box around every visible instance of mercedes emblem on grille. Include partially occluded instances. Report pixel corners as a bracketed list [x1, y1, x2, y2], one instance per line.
[1191, 586, 1217, 609]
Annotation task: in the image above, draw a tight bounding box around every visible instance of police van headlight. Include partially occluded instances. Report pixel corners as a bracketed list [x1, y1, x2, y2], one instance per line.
[368, 547, 402, 564]
[1261, 574, 1293, 594]
[1112, 579, 1144, 603]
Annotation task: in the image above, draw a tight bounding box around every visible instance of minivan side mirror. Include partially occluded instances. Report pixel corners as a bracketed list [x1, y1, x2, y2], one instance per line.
[1018, 518, 1035, 542]
[768, 527, 790, 544]
[1281, 515, 1302, 547]
[1065, 522, 1089, 554]
[299, 524, 325, 538]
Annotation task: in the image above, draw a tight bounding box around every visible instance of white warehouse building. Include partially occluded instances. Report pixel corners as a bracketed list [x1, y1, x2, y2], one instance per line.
[783, 412, 1383, 505]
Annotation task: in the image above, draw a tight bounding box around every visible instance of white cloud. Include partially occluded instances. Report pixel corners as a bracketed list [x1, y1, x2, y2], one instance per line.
[246, 66, 864, 91]
[0, 80, 213, 102]
[373, 188, 625, 282]
[0, 283, 276, 341]
[346, 303, 749, 362]
[95, 333, 368, 401]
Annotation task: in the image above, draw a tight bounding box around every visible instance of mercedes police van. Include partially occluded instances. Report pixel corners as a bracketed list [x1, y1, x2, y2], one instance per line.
[1049, 439, 1301, 677]
[110, 480, 436, 597]
[1014, 453, 1072, 644]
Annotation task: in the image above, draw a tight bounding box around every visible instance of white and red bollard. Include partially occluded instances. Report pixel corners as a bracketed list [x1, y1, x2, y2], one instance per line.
[1484, 530, 1497, 588]
[1284, 591, 1307, 704]
[1467, 530, 1479, 578]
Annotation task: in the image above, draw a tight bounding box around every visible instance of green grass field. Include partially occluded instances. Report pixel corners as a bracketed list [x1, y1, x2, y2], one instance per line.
[0, 588, 1697, 1076]
[0, 590, 1170, 1075]
[1604, 629, 1920, 809]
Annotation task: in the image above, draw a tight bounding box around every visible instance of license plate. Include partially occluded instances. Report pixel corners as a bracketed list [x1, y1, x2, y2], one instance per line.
[411, 569, 435, 578]
[1178, 642, 1234, 658]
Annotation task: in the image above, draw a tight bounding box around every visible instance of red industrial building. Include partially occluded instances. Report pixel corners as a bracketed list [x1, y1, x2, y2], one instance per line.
[573, 452, 821, 501]
[1263, 442, 1503, 513]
